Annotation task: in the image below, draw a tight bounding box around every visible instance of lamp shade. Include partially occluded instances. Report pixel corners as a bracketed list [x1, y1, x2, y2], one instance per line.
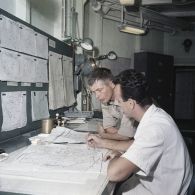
[107, 51, 117, 60]
[96, 51, 117, 61]
[119, 24, 146, 35]
[80, 38, 94, 51]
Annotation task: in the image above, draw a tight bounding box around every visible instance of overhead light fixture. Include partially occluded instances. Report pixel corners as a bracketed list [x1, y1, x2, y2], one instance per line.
[118, 4, 146, 36]
[80, 38, 94, 51]
[119, 0, 135, 5]
[118, 24, 146, 35]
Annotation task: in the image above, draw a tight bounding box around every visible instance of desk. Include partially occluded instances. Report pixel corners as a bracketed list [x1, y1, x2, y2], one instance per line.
[0, 120, 115, 195]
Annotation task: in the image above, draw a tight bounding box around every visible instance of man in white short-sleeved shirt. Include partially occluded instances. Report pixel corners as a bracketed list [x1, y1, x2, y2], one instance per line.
[104, 69, 192, 195]
[87, 68, 136, 152]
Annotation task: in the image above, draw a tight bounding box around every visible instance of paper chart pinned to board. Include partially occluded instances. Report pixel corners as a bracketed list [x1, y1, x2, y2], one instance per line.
[1, 91, 27, 131]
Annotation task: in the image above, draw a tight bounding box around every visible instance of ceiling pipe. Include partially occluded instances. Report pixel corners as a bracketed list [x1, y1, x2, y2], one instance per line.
[62, 0, 66, 38]
[65, 0, 73, 37]
[140, 7, 194, 31]
[103, 14, 144, 28]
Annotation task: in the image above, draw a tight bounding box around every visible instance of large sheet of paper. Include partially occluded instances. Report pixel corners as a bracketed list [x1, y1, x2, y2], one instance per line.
[19, 24, 36, 56]
[1, 91, 27, 131]
[49, 51, 65, 110]
[35, 58, 48, 83]
[0, 143, 109, 195]
[31, 91, 50, 121]
[0, 15, 20, 51]
[0, 144, 108, 180]
[35, 33, 48, 59]
[0, 48, 20, 82]
[19, 53, 35, 82]
[62, 56, 75, 106]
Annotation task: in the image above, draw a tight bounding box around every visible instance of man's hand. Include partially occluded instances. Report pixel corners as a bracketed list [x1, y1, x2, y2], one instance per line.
[103, 150, 122, 161]
[97, 124, 118, 138]
[87, 134, 103, 148]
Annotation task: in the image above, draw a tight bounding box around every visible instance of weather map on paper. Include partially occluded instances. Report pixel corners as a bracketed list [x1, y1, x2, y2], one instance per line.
[3, 144, 108, 174]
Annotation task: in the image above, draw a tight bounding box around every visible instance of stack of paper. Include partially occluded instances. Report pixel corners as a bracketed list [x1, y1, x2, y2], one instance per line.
[45, 127, 88, 144]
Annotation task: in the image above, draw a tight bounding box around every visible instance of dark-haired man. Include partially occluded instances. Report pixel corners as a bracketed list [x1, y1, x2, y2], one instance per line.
[87, 68, 136, 152]
[104, 69, 192, 195]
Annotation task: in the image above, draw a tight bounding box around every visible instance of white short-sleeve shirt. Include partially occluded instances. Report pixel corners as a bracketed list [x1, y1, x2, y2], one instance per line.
[122, 104, 193, 195]
[101, 101, 136, 137]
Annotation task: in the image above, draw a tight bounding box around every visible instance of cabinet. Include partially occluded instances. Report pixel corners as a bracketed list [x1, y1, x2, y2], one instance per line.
[175, 67, 195, 120]
[134, 52, 174, 116]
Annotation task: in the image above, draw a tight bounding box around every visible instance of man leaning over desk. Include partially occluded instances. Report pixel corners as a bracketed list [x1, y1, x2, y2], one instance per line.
[87, 68, 136, 152]
[103, 69, 192, 195]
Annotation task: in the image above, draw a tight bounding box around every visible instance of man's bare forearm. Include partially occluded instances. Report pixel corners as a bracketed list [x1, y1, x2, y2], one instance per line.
[100, 132, 131, 141]
[107, 156, 138, 182]
[101, 139, 134, 152]
[102, 127, 131, 140]
[105, 127, 118, 134]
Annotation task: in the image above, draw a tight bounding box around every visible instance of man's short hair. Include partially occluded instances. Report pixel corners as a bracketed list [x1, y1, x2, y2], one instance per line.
[114, 69, 153, 106]
[87, 67, 113, 86]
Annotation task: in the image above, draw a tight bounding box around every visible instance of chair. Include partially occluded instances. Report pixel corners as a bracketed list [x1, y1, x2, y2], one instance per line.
[188, 164, 195, 195]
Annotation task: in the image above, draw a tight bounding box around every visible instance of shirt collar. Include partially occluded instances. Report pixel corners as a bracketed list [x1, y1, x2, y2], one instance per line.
[139, 104, 157, 124]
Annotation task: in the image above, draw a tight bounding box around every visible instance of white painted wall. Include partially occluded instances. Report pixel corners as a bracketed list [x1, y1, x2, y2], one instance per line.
[0, 0, 65, 39]
[164, 31, 195, 66]
[30, 0, 87, 40]
[30, 0, 61, 36]
[0, 0, 30, 22]
[139, 30, 164, 53]
[102, 19, 137, 59]
[75, 0, 86, 39]
[84, 3, 103, 56]
[15, 0, 29, 22]
[0, 0, 16, 15]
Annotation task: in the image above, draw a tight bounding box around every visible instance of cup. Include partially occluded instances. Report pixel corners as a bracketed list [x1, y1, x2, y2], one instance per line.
[41, 118, 54, 134]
